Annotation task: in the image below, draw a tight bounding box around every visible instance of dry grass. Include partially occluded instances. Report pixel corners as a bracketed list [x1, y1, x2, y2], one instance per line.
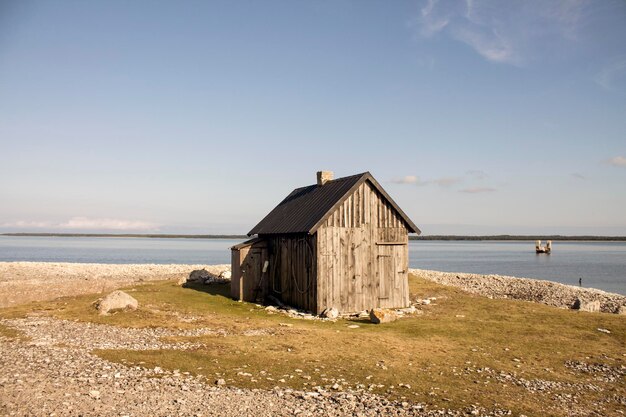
[0, 322, 26, 340]
[1, 274, 625, 416]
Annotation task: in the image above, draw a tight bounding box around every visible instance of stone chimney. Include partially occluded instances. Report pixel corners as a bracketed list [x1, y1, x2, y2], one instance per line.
[317, 171, 333, 186]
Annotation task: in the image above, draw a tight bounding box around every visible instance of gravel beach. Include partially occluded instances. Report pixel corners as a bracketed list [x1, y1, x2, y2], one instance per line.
[1, 262, 624, 416]
[410, 268, 626, 314]
[0, 262, 229, 308]
[2, 315, 464, 417]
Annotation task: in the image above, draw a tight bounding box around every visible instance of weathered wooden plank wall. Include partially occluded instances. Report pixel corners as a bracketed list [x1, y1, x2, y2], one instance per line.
[230, 248, 244, 300]
[316, 181, 409, 313]
[230, 242, 268, 303]
[264, 234, 317, 313]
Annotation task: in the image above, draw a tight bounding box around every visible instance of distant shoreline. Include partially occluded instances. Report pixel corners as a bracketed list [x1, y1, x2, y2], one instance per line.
[410, 235, 626, 241]
[0, 233, 248, 239]
[2, 232, 626, 241]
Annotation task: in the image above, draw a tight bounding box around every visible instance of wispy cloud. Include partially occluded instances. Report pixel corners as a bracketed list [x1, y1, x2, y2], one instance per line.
[594, 58, 626, 91]
[452, 25, 518, 64]
[391, 175, 460, 187]
[1, 220, 54, 228]
[1, 217, 160, 231]
[460, 187, 496, 193]
[59, 217, 158, 230]
[390, 175, 424, 185]
[606, 156, 626, 167]
[431, 177, 461, 187]
[418, 0, 450, 37]
[413, 0, 589, 65]
[571, 172, 586, 180]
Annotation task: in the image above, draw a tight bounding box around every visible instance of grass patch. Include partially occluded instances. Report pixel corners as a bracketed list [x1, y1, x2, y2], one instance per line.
[2, 274, 625, 416]
[0, 322, 27, 340]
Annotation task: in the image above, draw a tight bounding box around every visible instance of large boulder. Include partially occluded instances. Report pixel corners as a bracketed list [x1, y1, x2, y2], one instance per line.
[188, 269, 213, 283]
[187, 268, 230, 285]
[572, 298, 601, 313]
[96, 290, 138, 315]
[369, 308, 398, 324]
[617, 305, 626, 315]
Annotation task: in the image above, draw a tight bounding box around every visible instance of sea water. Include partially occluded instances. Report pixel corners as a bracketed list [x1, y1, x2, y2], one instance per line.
[0, 236, 624, 295]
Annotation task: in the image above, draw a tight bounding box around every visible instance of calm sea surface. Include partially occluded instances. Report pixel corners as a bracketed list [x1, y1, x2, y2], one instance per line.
[0, 236, 624, 295]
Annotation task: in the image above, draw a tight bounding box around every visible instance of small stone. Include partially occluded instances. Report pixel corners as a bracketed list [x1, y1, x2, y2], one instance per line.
[215, 379, 226, 386]
[321, 307, 339, 319]
[597, 328, 611, 334]
[88, 390, 100, 399]
[400, 306, 417, 314]
[369, 308, 398, 324]
[347, 324, 360, 329]
[572, 299, 600, 313]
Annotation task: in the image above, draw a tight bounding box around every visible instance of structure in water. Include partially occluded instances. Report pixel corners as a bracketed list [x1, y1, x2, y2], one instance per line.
[535, 240, 552, 254]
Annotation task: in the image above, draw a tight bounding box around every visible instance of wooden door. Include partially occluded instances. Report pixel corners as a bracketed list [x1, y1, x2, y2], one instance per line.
[241, 247, 267, 302]
[394, 244, 408, 306]
[231, 247, 246, 300]
[377, 245, 393, 301]
[377, 243, 408, 307]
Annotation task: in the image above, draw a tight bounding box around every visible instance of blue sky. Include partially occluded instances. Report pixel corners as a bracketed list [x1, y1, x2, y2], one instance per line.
[1, 0, 625, 235]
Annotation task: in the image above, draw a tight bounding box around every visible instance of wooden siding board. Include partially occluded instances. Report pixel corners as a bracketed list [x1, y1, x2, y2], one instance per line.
[332, 227, 340, 310]
[339, 229, 346, 308]
[231, 249, 242, 299]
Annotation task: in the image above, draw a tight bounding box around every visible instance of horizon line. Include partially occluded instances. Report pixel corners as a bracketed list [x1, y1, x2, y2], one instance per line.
[3, 232, 626, 241]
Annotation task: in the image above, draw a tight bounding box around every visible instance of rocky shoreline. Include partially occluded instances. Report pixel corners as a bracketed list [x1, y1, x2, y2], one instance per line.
[410, 268, 626, 314]
[0, 262, 229, 308]
[2, 262, 624, 314]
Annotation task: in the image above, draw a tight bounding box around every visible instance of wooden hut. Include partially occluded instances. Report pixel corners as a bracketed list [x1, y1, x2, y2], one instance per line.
[231, 171, 420, 314]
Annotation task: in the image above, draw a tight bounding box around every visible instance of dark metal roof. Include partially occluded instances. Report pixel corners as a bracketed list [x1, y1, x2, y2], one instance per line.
[247, 172, 420, 236]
